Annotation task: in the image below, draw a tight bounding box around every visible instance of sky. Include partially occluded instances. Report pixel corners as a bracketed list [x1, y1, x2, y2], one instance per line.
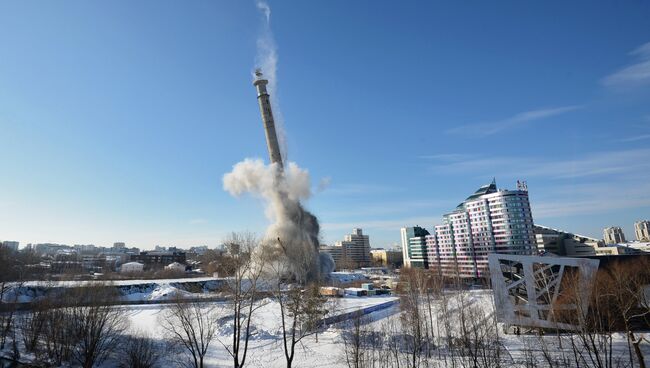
[1, 1, 649, 249]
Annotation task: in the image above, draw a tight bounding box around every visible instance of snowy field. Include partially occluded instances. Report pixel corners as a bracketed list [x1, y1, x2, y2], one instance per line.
[122, 295, 399, 368]
[118, 290, 650, 368]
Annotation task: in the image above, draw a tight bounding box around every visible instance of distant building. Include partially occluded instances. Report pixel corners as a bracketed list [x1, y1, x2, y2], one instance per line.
[319, 229, 371, 269]
[74, 244, 98, 254]
[370, 249, 403, 268]
[113, 242, 126, 249]
[189, 246, 209, 256]
[319, 245, 347, 269]
[594, 245, 633, 256]
[404, 180, 536, 278]
[34, 243, 71, 255]
[81, 254, 120, 272]
[534, 225, 604, 256]
[336, 228, 371, 268]
[623, 242, 650, 253]
[604, 226, 626, 245]
[121, 262, 144, 274]
[400, 226, 430, 269]
[1, 241, 19, 251]
[130, 251, 186, 268]
[635, 221, 650, 242]
[50, 261, 82, 273]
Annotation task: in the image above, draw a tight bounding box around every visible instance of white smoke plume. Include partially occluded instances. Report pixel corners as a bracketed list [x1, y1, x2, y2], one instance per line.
[223, 159, 334, 281]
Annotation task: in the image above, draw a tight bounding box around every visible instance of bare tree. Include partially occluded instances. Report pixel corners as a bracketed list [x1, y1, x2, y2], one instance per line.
[160, 299, 218, 368]
[67, 286, 127, 368]
[119, 332, 163, 368]
[342, 314, 366, 368]
[606, 260, 650, 368]
[0, 245, 23, 351]
[41, 304, 77, 365]
[218, 232, 266, 368]
[18, 297, 49, 354]
[266, 239, 328, 368]
[399, 268, 426, 368]
[555, 270, 621, 368]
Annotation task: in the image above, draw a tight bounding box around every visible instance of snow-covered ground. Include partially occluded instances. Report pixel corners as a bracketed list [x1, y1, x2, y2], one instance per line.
[2, 277, 224, 303]
[122, 295, 399, 367]
[120, 289, 650, 368]
[6, 276, 219, 288]
[5, 289, 650, 367]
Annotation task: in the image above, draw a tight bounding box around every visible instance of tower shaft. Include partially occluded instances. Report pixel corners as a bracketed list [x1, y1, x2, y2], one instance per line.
[253, 72, 283, 169]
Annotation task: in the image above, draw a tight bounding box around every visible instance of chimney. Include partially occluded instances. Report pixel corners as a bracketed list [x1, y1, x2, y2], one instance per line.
[253, 69, 283, 169]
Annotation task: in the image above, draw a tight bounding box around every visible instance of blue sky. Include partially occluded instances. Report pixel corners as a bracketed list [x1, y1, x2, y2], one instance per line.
[1, 1, 649, 249]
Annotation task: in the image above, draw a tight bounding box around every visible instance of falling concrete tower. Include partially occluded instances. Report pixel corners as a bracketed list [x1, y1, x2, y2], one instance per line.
[253, 70, 283, 169]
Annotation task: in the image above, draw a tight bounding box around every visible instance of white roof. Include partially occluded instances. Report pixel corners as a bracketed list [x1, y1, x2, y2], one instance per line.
[122, 262, 144, 266]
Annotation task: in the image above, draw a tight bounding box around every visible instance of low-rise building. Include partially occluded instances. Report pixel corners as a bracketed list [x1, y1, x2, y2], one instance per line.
[594, 246, 632, 256]
[370, 249, 403, 268]
[534, 225, 604, 256]
[121, 262, 144, 274]
[130, 251, 186, 268]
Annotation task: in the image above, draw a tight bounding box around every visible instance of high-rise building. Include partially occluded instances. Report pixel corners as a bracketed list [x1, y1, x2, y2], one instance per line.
[336, 228, 371, 268]
[635, 221, 650, 242]
[320, 228, 371, 269]
[603, 226, 626, 244]
[408, 180, 536, 278]
[400, 226, 431, 269]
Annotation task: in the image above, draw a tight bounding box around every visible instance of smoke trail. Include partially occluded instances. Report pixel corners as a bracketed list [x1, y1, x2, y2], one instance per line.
[254, 0, 287, 160]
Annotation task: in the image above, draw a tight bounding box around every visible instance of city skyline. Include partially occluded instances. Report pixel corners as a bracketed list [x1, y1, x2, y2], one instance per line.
[1, 2, 650, 248]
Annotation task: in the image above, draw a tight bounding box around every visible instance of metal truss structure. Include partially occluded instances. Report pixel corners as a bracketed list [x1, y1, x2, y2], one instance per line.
[488, 253, 599, 330]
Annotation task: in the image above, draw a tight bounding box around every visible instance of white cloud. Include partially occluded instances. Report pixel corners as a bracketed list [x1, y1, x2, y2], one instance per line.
[418, 153, 473, 161]
[319, 199, 455, 220]
[532, 181, 650, 218]
[447, 105, 582, 137]
[619, 134, 650, 142]
[427, 148, 650, 180]
[632, 42, 650, 58]
[322, 216, 439, 232]
[602, 41, 650, 87]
